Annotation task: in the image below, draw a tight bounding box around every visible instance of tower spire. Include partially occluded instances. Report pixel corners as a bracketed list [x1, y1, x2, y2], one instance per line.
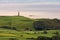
[18, 11, 20, 16]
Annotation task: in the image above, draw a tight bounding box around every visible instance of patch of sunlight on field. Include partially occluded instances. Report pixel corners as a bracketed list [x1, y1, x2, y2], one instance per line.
[0, 33, 16, 37]
[0, 30, 60, 40]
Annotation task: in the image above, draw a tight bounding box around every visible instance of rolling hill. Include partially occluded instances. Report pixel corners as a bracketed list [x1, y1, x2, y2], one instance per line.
[0, 16, 60, 31]
[0, 16, 34, 31]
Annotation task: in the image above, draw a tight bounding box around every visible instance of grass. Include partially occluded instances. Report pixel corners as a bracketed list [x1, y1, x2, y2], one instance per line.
[0, 16, 34, 31]
[0, 16, 60, 40]
[0, 38, 10, 40]
[0, 29, 60, 40]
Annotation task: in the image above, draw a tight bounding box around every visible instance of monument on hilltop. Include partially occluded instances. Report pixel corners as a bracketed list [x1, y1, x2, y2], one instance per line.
[18, 11, 20, 16]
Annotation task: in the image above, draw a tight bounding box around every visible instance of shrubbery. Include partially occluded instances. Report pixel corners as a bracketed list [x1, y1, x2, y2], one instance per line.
[33, 19, 60, 30]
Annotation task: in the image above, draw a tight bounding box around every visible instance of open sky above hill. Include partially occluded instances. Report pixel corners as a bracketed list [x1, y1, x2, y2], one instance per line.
[0, 0, 60, 19]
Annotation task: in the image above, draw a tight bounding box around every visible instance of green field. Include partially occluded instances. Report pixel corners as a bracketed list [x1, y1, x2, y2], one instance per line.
[0, 16, 60, 40]
[0, 16, 34, 31]
[0, 29, 60, 40]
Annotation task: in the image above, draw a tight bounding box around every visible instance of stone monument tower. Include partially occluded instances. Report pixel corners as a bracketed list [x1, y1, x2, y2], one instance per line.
[18, 11, 20, 16]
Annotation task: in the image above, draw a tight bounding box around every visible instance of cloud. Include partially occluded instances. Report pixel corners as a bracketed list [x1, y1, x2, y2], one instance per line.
[0, 2, 60, 12]
[0, 2, 60, 5]
[0, 0, 60, 19]
[0, 0, 60, 3]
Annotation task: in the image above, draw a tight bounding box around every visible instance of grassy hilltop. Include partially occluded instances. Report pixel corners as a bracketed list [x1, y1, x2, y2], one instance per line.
[0, 16, 34, 31]
[0, 16, 60, 31]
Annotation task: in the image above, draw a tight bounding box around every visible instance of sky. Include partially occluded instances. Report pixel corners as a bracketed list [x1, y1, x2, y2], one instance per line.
[0, 0, 60, 19]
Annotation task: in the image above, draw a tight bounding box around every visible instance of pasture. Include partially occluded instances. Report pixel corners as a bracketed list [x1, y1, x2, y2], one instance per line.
[0, 16, 60, 40]
[0, 29, 60, 40]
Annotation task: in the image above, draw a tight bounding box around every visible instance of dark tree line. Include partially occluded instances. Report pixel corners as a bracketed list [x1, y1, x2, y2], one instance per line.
[0, 26, 16, 30]
[26, 35, 60, 40]
[36, 36, 60, 40]
[33, 19, 60, 30]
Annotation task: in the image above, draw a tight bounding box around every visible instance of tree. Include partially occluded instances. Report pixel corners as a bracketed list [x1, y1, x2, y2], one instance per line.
[36, 36, 52, 40]
[43, 30, 47, 34]
[33, 19, 60, 30]
[52, 32, 60, 40]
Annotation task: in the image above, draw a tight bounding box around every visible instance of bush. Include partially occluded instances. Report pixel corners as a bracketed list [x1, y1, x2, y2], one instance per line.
[9, 38, 18, 40]
[43, 30, 47, 34]
[52, 35, 60, 40]
[0, 26, 16, 30]
[26, 38, 36, 40]
[36, 36, 52, 40]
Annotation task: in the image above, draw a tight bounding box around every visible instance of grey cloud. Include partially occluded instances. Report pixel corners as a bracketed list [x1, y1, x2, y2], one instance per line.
[0, 2, 60, 13]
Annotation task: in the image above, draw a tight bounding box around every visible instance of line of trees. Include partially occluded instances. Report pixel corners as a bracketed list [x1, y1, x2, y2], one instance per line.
[33, 18, 60, 30]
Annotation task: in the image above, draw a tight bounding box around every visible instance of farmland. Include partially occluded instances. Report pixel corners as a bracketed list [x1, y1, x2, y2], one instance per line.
[0, 16, 60, 40]
[0, 29, 60, 40]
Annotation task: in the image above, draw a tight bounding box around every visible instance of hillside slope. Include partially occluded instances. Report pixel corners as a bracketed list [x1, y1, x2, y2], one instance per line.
[0, 16, 60, 31]
[0, 16, 34, 31]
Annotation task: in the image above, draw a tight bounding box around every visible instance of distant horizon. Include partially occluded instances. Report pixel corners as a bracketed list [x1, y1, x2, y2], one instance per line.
[0, 11, 60, 19]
